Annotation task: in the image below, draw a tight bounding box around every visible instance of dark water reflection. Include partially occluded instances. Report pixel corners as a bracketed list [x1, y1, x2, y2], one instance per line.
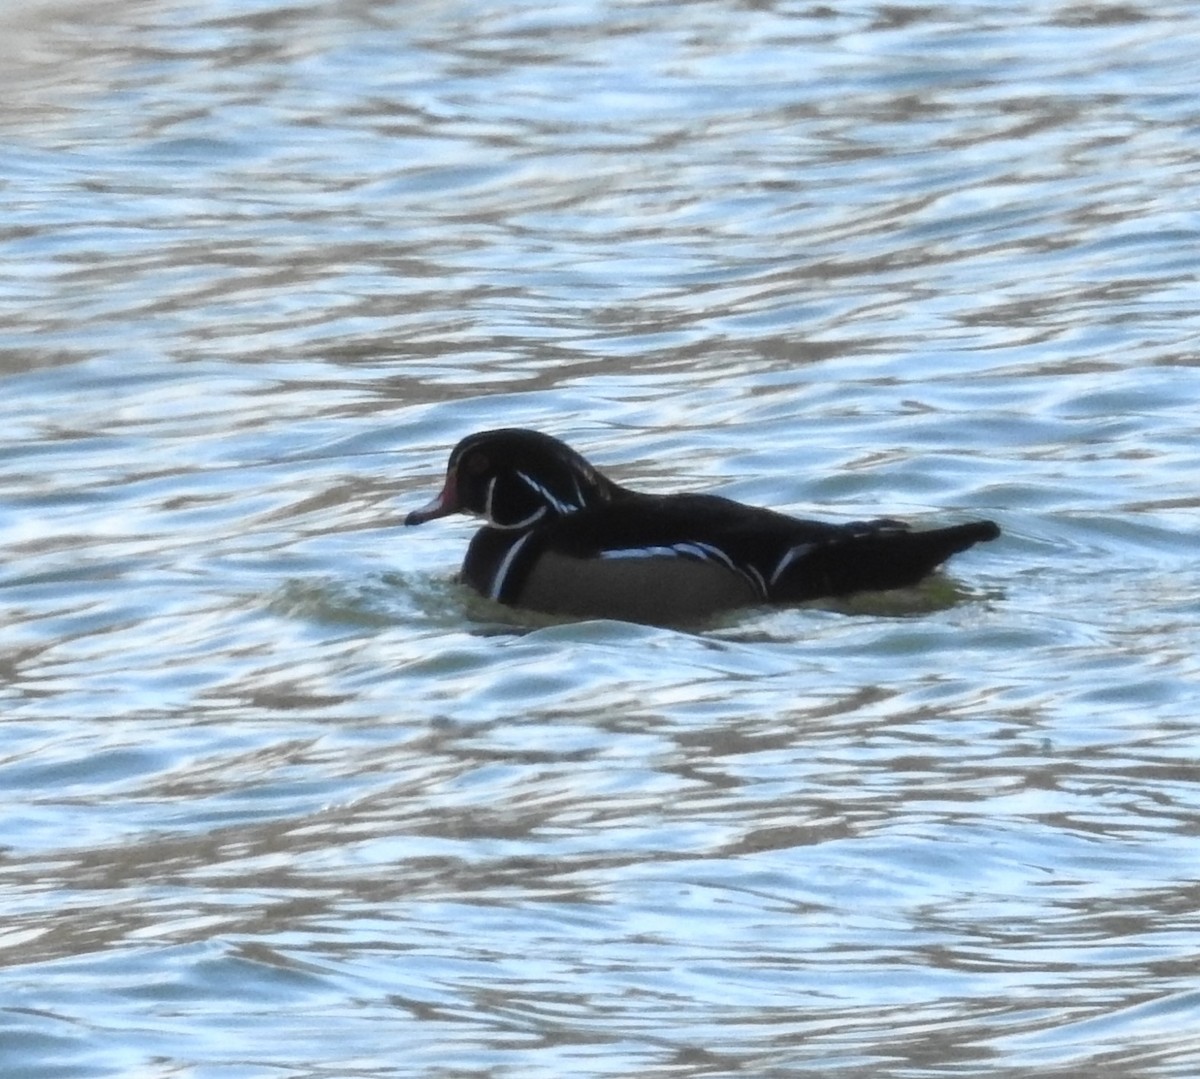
[3, 0, 1200, 1076]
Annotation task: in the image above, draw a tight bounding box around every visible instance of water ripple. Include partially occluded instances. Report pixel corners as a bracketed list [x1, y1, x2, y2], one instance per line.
[3, 0, 1200, 1076]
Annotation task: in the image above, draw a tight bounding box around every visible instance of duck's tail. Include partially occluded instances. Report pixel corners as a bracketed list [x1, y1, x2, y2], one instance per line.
[772, 520, 1000, 601]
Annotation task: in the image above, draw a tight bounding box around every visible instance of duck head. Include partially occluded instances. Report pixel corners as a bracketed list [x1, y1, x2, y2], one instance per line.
[405, 428, 622, 530]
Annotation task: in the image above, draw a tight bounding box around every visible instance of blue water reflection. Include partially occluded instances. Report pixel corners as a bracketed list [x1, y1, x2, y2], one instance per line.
[3, 0, 1200, 1076]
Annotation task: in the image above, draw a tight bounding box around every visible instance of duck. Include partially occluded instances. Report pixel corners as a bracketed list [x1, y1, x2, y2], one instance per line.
[405, 428, 999, 624]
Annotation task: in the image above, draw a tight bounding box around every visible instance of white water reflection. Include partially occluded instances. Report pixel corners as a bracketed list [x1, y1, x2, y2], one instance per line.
[2, 1, 1200, 1077]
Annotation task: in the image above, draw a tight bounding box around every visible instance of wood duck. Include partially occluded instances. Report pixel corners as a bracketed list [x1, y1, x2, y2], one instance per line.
[406, 428, 1000, 624]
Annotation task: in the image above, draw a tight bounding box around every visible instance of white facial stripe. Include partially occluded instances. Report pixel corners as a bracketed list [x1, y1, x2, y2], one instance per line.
[769, 543, 814, 587]
[489, 531, 535, 601]
[507, 505, 547, 530]
[484, 475, 497, 522]
[480, 473, 547, 530]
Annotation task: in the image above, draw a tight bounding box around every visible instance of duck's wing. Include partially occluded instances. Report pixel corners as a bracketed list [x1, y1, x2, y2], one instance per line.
[763, 518, 1000, 602]
[547, 493, 999, 603]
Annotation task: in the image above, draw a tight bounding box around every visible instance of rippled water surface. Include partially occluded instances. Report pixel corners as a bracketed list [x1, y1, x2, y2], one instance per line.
[3, 0, 1200, 1075]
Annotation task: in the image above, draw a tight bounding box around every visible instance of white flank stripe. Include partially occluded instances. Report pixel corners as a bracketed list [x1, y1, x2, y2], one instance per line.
[599, 540, 767, 599]
[690, 541, 735, 570]
[489, 531, 535, 601]
[601, 542, 731, 563]
[599, 545, 679, 560]
[769, 543, 814, 587]
[689, 542, 766, 599]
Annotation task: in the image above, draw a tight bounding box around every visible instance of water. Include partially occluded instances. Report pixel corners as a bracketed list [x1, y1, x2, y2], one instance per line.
[2, 0, 1199, 1075]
